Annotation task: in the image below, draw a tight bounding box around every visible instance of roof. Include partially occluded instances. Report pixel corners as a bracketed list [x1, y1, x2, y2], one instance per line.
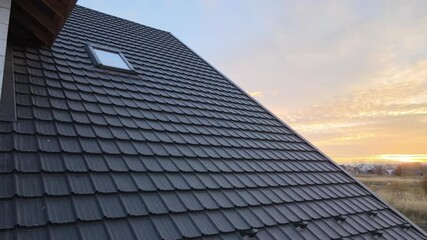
[0, 5, 426, 240]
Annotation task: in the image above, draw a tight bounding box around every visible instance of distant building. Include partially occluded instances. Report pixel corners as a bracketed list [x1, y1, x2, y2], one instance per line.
[340, 164, 360, 174]
[385, 169, 395, 175]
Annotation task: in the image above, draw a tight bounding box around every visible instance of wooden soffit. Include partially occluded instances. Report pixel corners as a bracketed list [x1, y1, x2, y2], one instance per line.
[8, 0, 77, 47]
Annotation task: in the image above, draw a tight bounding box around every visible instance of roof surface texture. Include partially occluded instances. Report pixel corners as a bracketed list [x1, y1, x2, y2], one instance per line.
[0, 5, 426, 240]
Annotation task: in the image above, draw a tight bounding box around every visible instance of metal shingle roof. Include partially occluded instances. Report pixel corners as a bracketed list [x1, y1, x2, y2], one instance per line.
[0, 5, 426, 240]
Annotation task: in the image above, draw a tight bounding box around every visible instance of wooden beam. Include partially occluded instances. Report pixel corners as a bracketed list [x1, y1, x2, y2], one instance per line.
[9, 0, 77, 47]
[64, 0, 77, 17]
[14, 0, 57, 35]
[51, 0, 77, 34]
[41, 0, 67, 19]
[10, 3, 53, 46]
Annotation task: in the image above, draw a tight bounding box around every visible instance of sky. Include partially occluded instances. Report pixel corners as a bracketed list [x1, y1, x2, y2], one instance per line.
[79, 0, 427, 164]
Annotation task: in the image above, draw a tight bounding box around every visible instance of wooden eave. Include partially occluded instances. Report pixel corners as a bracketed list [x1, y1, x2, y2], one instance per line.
[8, 0, 77, 47]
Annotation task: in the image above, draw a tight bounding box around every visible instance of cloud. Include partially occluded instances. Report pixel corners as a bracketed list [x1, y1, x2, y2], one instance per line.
[249, 91, 264, 98]
[281, 60, 427, 160]
[217, 0, 427, 112]
[287, 60, 427, 125]
[207, 1, 427, 163]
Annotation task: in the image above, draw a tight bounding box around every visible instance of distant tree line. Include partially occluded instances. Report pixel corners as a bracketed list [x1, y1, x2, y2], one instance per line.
[394, 162, 425, 177]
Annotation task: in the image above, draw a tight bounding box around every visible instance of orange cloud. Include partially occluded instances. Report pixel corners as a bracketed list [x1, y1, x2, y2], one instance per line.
[278, 60, 427, 163]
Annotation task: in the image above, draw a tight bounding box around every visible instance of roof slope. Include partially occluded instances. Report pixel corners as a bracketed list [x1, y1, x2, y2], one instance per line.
[0, 5, 426, 240]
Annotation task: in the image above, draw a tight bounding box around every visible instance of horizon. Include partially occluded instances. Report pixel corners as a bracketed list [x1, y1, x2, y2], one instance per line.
[79, 0, 427, 164]
[338, 155, 427, 165]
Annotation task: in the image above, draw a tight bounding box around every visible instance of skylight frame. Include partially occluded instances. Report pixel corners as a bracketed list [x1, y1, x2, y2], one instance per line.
[86, 44, 135, 73]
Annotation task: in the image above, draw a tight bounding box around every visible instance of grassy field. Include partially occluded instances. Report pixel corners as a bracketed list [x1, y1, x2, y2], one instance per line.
[356, 175, 427, 232]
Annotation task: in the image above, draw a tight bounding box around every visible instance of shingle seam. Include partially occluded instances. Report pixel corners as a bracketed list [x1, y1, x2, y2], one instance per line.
[186, 223, 422, 240]
[8, 113, 293, 136]
[0, 203, 390, 231]
[0, 167, 342, 174]
[18, 105, 290, 128]
[64, 30, 180, 51]
[71, 5, 170, 35]
[0, 151, 327, 164]
[20, 100, 284, 130]
[122, 217, 141, 240]
[2, 182, 356, 201]
[8, 117, 294, 140]
[18, 61, 253, 104]
[18, 80, 255, 115]
[129, 52, 231, 79]
[2, 144, 324, 160]
[26, 57, 231, 94]
[1, 182, 365, 199]
[140, 77, 255, 104]
[5, 131, 312, 152]
[0, 208, 410, 239]
[78, 78, 265, 113]
[27, 93, 277, 126]
[129, 65, 232, 92]
[1, 145, 324, 158]
[129, 53, 221, 77]
[0, 124, 298, 143]
[0, 152, 331, 169]
[70, 84, 268, 117]
[132, 60, 231, 85]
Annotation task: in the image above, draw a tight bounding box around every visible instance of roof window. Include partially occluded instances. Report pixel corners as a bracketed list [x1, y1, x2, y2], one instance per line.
[87, 44, 135, 72]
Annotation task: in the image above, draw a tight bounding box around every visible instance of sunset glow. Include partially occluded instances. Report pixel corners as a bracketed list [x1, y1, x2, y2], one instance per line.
[334, 155, 427, 164]
[79, 0, 427, 164]
[374, 154, 427, 163]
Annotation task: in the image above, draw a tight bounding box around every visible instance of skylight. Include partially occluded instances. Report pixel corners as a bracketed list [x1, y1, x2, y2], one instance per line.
[87, 44, 134, 72]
